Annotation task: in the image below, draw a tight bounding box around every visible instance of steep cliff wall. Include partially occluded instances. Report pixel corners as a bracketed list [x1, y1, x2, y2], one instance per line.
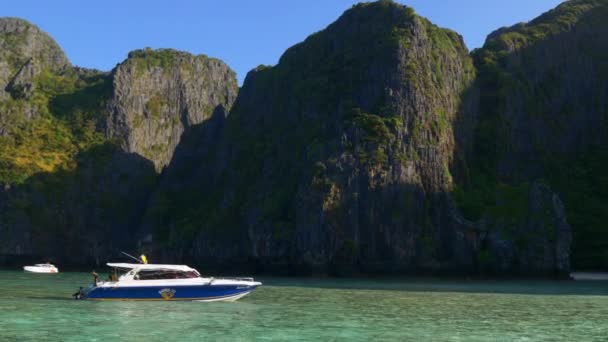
[142, 1, 570, 275]
[0, 25, 239, 264]
[0, 21, 150, 264]
[0, 18, 69, 133]
[106, 49, 238, 170]
[462, 0, 608, 269]
[0, 17, 68, 96]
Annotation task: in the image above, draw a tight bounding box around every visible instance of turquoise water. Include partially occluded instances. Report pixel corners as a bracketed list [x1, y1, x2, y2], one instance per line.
[1, 271, 607, 341]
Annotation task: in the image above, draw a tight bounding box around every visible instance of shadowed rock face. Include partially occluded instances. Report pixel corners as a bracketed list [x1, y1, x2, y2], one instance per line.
[106, 48, 239, 170]
[142, 1, 570, 276]
[0, 144, 157, 267]
[467, 0, 608, 270]
[474, 0, 608, 180]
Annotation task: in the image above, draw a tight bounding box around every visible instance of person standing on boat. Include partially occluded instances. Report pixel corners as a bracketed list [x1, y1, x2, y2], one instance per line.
[140, 255, 148, 264]
[92, 271, 99, 285]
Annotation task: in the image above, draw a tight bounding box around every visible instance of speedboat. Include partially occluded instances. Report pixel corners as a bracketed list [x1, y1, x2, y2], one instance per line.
[74, 263, 262, 302]
[23, 263, 59, 273]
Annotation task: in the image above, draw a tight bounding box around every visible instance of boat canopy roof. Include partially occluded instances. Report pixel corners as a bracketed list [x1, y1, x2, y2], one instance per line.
[106, 263, 196, 272]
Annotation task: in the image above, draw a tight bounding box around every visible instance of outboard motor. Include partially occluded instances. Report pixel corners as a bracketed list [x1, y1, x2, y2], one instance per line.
[72, 287, 85, 300]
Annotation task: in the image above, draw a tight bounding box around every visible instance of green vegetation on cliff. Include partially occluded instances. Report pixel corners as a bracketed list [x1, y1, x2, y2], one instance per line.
[0, 17, 115, 184]
[455, 0, 608, 269]
[0, 69, 112, 184]
[0, 18, 160, 262]
[144, 0, 479, 274]
[148, 1, 425, 243]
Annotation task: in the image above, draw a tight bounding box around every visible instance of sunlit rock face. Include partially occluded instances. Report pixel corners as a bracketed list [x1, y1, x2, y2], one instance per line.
[106, 48, 238, 170]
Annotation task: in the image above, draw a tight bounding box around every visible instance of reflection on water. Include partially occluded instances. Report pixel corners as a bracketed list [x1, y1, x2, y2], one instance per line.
[1, 271, 607, 341]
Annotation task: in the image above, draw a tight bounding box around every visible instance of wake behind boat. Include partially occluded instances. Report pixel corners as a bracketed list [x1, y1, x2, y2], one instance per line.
[74, 263, 262, 302]
[23, 263, 59, 273]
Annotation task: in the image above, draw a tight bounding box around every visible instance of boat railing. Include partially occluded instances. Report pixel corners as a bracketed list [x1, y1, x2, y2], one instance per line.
[203, 277, 255, 282]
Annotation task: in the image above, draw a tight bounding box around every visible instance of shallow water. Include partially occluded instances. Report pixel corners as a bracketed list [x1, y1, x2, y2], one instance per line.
[1, 271, 607, 341]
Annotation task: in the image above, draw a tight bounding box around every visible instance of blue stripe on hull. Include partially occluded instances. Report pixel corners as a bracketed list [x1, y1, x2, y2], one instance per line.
[84, 284, 258, 301]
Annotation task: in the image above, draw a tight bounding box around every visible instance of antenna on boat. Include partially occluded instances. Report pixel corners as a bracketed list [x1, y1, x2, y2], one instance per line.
[121, 251, 143, 263]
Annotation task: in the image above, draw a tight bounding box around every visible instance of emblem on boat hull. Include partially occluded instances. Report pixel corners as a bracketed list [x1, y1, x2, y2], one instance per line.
[158, 288, 176, 300]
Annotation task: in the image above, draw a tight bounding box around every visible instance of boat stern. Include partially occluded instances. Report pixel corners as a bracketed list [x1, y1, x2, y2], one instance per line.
[73, 284, 97, 300]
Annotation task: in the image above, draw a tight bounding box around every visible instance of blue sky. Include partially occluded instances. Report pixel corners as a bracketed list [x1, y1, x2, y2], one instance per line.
[3, 0, 564, 84]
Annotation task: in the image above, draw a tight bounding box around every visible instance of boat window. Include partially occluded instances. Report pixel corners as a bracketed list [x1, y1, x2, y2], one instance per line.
[134, 270, 199, 280]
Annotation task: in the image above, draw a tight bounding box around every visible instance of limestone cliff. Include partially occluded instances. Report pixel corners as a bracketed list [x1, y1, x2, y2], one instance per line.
[0, 17, 68, 93]
[143, 1, 569, 275]
[3, 0, 604, 275]
[463, 0, 608, 270]
[0, 18, 69, 133]
[0, 26, 239, 264]
[0, 22, 154, 264]
[106, 49, 238, 170]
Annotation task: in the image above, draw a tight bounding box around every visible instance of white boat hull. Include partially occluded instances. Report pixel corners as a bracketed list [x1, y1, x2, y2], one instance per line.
[193, 291, 253, 302]
[23, 266, 59, 273]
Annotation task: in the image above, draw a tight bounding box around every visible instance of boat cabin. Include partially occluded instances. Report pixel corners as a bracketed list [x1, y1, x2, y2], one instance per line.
[106, 263, 201, 282]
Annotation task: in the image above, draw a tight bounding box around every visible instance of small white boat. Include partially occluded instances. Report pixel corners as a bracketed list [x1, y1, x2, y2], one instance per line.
[23, 263, 59, 273]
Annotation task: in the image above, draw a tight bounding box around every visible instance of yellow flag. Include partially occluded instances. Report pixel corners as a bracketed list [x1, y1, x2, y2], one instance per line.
[140, 254, 148, 264]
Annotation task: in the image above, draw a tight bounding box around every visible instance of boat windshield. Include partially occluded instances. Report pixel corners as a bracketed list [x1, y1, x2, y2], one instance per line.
[134, 270, 200, 280]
